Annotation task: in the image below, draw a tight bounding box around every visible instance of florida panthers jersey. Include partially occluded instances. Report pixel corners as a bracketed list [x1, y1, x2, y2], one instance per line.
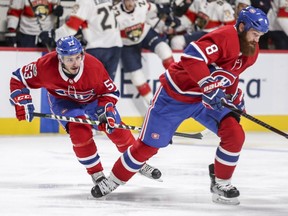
[7, 0, 59, 35]
[55, 0, 122, 49]
[113, 0, 152, 46]
[159, 25, 259, 103]
[198, 0, 235, 32]
[177, 0, 206, 32]
[267, 0, 288, 35]
[10, 52, 119, 107]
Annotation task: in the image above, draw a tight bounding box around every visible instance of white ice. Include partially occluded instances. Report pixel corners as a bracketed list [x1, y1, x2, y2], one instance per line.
[1, 132, 288, 216]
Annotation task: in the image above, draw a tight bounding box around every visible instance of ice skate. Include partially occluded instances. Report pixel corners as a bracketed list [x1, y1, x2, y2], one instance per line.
[209, 164, 240, 205]
[91, 175, 119, 198]
[91, 171, 105, 185]
[138, 163, 163, 182]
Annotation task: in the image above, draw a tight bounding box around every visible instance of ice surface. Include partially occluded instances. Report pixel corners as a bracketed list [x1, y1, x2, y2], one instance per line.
[0, 132, 288, 216]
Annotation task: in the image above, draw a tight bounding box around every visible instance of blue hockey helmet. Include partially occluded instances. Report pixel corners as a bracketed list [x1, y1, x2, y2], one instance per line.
[236, 6, 269, 33]
[56, 36, 83, 56]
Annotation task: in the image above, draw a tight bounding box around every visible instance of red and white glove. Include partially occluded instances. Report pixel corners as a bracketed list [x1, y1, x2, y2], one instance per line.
[10, 88, 35, 122]
[96, 102, 116, 134]
[226, 88, 245, 112]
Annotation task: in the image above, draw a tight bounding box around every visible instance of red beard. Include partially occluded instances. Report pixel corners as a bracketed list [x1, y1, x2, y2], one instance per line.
[239, 31, 256, 56]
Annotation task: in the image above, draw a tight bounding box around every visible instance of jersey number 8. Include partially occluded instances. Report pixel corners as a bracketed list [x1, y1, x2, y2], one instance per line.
[205, 44, 218, 55]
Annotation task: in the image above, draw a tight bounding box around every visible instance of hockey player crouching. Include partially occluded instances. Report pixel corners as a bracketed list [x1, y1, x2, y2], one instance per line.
[9, 36, 161, 191]
[91, 6, 269, 205]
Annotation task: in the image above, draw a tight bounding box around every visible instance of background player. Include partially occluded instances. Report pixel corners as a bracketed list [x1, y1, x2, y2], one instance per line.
[5, 0, 63, 48]
[113, 0, 175, 105]
[90, 6, 269, 205]
[9, 36, 161, 190]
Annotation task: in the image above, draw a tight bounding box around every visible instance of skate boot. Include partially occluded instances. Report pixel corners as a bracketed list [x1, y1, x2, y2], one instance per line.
[139, 163, 162, 182]
[91, 171, 105, 185]
[91, 175, 120, 198]
[209, 163, 240, 205]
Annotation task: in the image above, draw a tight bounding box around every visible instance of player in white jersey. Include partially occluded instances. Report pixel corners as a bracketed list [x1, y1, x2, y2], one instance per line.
[169, 0, 205, 49]
[234, 0, 251, 18]
[170, 0, 235, 50]
[113, 0, 175, 105]
[39, 0, 122, 80]
[266, 0, 288, 49]
[5, 0, 63, 48]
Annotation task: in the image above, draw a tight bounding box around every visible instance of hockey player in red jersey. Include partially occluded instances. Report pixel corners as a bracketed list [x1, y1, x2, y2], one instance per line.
[9, 36, 161, 190]
[91, 6, 269, 205]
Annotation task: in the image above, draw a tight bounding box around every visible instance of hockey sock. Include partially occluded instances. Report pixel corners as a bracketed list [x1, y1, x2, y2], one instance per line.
[111, 139, 159, 182]
[162, 56, 175, 69]
[68, 116, 103, 175]
[215, 115, 245, 179]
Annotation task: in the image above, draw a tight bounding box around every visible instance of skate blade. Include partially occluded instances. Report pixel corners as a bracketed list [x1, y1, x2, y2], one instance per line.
[212, 194, 240, 205]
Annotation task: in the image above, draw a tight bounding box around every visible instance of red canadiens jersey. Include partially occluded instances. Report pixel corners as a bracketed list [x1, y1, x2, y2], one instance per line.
[160, 25, 259, 103]
[10, 52, 119, 106]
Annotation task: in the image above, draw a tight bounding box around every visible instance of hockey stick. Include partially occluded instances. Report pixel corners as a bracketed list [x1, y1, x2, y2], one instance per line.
[222, 102, 288, 139]
[33, 112, 203, 139]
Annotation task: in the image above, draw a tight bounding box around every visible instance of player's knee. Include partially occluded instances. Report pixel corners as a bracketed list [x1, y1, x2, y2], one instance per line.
[218, 116, 245, 151]
[170, 36, 186, 50]
[154, 41, 173, 60]
[130, 139, 159, 162]
[106, 126, 136, 152]
[68, 116, 93, 146]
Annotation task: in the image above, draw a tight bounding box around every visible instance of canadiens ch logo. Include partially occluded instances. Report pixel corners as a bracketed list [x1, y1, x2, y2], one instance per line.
[151, 133, 160, 139]
[209, 65, 237, 88]
[55, 86, 95, 102]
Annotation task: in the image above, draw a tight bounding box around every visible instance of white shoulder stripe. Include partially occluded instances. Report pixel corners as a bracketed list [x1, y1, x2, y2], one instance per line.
[190, 42, 208, 63]
[182, 53, 204, 61]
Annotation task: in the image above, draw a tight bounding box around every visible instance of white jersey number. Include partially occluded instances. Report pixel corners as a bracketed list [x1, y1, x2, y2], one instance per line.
[98, 5, 117, 31]
[205, 44, 218, 55]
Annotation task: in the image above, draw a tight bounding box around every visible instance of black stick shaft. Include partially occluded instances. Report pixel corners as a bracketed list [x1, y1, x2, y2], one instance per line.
[222, 103, 288, 139]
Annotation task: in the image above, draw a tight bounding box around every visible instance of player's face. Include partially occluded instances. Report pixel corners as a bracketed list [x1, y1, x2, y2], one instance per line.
[62, 53, 83, 74]
[239, 26, 264, 56]
[123, 0, 136, 12]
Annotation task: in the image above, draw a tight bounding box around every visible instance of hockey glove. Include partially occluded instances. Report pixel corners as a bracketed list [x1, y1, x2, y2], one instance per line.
[39, 29, 56, 48]
[96, 102, 116, 134]
[5, 28, 17, 47]
[53, 5, 64, 17]
[165, 15, 181, 29]
[10, 88, 35, 122]
[199, 76, 225, 111]
[226, 88, 245, 112]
